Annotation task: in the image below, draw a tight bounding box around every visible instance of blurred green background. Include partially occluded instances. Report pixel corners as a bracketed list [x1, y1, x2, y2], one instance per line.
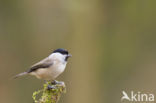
[0, 0, 156, 103]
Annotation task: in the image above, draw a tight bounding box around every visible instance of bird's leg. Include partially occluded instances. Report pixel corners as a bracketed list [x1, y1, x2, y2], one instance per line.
[51, 80, 65, 86]
[51, 80, 57, 85]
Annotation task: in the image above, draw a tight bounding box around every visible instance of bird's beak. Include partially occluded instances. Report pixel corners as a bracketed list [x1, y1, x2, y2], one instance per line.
[67, 54, 72, 57]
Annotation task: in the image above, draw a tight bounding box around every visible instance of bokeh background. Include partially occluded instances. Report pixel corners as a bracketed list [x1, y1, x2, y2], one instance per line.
[0, 0, 156, 103]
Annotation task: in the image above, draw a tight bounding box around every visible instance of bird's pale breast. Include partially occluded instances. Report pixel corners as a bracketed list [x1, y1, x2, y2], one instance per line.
[30, 62, 66, 81]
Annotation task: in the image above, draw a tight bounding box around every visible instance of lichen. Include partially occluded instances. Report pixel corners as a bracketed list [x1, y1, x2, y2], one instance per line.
[32, 81, 66, 103]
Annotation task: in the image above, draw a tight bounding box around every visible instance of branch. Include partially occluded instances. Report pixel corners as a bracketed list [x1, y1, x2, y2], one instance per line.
[32, 81, 66, 103]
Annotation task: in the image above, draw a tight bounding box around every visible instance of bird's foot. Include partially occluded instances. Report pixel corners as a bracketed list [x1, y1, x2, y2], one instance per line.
[47, 85, 56, 90]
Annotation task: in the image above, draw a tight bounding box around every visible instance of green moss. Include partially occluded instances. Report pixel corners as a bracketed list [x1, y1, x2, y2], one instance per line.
[32, 81, 66, 103]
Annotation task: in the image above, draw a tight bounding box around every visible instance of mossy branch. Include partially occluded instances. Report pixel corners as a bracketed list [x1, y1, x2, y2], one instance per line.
[32, 81, 66, 103]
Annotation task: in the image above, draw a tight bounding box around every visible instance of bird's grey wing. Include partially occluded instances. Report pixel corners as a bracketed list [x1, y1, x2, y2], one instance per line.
[27, 57, 53, 73]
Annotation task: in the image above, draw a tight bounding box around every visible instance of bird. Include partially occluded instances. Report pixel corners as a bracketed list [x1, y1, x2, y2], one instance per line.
[14, 48, 71, 82]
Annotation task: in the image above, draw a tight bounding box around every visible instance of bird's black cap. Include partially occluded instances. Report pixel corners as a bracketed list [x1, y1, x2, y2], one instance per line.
[53, 48, 69, 55]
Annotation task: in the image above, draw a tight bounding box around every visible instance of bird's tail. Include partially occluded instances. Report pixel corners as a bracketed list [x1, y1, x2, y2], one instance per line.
[13, 72, 28, 79]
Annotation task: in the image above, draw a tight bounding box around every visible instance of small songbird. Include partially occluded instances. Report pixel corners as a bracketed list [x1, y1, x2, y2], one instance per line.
[14, 48, 71, 81]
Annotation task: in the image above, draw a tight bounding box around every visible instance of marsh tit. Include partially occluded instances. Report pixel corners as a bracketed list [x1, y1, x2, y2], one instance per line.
[14, 48, 71, 81]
